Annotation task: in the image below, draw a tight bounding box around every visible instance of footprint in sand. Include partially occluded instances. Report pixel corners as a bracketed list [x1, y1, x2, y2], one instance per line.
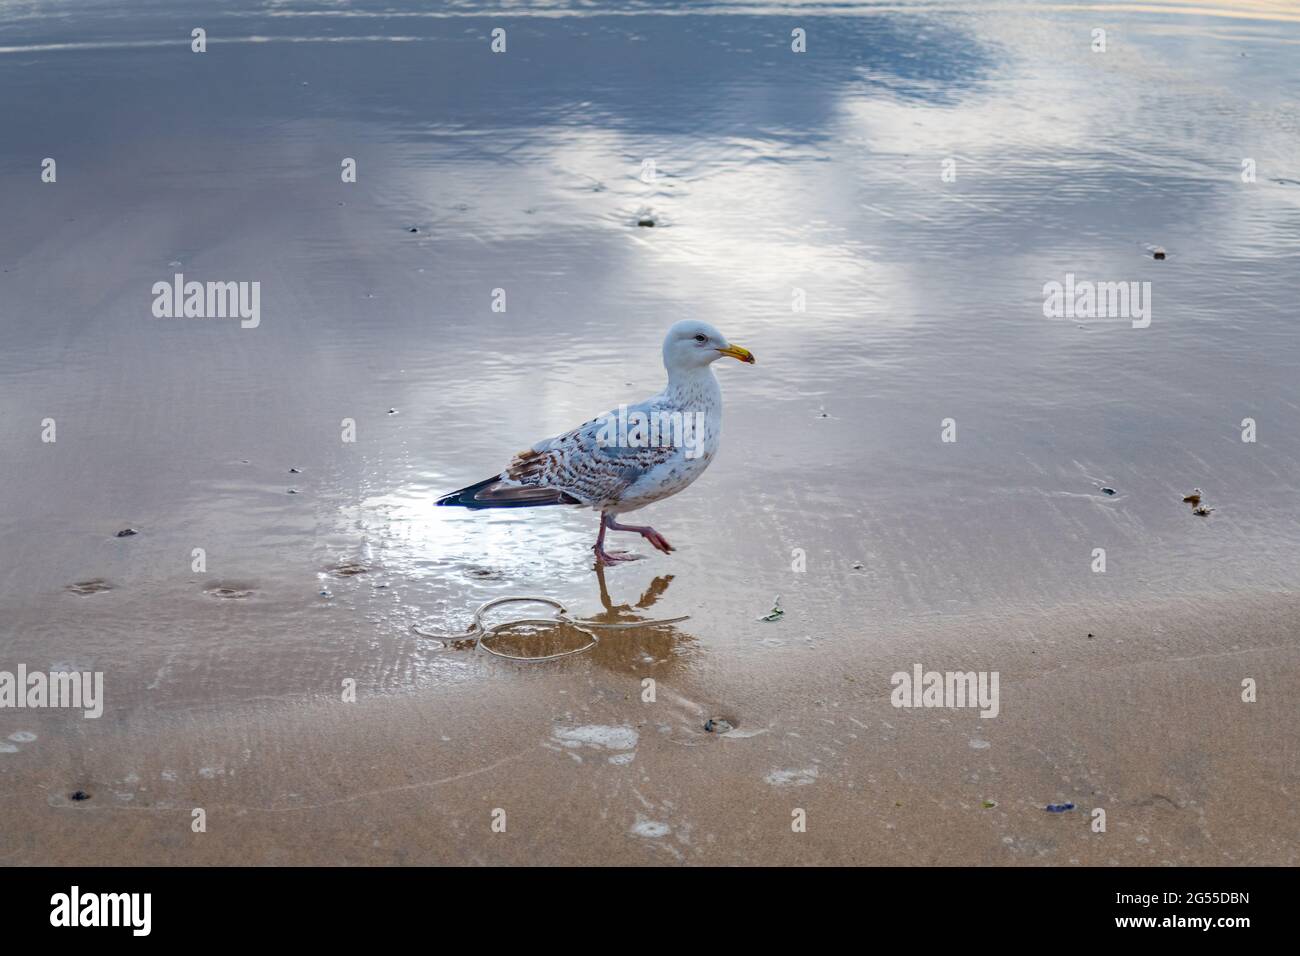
[549, 724, 639, 765]
[66, 579, 112, 595]
[2, 731, 38, 754]
[204, 583, 256, 599]
[765, 767, 819, 787]
[630, 817, 671, 838]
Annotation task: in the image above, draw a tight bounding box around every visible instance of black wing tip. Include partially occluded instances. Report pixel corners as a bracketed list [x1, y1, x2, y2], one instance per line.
[436, 477, 581, 509]
[436, 476, 499, 508]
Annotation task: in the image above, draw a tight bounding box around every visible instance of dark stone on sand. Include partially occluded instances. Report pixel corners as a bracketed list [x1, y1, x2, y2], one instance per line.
[70, 790, 91, 802]
[408, 227, 419, 233]
[115, 528, 138, 537]
[1153, 249, 1166, 260]
[289, 467, 302, 474]
[704, 718, 735, 734]
[637, 218, 655, 227]
[1101, 487, 1116, 495]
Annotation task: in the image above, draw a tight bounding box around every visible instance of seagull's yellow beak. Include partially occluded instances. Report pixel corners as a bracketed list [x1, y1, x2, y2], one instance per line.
[717, 343, 756, 364]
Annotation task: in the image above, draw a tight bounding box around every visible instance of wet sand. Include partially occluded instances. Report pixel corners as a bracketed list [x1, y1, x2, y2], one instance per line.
[3, 0, 1300, 864]
[3, 588, 1296, 865]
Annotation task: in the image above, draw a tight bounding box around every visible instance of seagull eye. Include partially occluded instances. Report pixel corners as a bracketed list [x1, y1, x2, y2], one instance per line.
[694, 334, 707, 343]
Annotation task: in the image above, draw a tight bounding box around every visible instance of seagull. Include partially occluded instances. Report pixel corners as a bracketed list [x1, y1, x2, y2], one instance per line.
[437, 320, 755, 565]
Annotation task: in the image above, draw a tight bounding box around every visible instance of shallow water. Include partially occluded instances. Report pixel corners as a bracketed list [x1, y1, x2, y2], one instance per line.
[2, 0, 1299, 714]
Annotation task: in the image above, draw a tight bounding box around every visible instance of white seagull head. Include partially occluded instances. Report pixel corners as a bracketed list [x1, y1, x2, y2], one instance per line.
[661, 319, 755, 374]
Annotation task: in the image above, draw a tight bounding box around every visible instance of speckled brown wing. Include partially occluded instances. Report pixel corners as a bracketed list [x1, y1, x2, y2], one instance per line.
[436, 414, 676, 510]
[505, 419, 678, 507]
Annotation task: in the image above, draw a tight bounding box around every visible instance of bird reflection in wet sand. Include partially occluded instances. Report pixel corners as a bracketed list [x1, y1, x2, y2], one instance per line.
[479, 567, 695, 674]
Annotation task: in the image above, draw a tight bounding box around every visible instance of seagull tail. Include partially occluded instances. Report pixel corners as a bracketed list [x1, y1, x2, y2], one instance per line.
[436, 475, 581, 509]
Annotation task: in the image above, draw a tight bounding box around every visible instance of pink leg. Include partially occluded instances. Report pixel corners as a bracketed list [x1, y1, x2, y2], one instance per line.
[593, 513, 642, 565]
[606, 516, 674, 554]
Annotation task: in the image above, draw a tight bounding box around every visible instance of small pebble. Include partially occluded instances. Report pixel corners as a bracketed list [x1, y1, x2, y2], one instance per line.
[637, 218, 655, 227]
[289, 467, 302, 474]
[115, 528, 138, 537]
[70, 790, 91, 802]
[1045, 802, 1076, 813]
[704, 718, 734, 734]
[1153, 249, 1166, 260]
[1101, 487, 1116, 496]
